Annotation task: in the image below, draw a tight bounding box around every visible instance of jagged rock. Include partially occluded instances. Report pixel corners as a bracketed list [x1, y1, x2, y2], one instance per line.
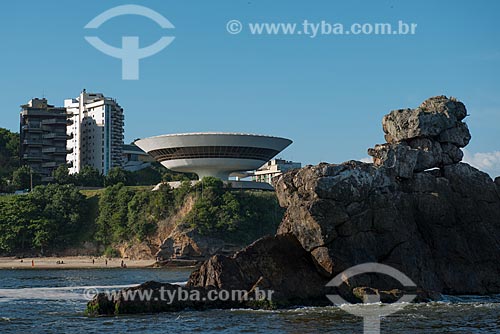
[187, 234, 330, 306]
[370, 96, 471, 178]
[382, 96, 470, 143]
[437, 122, 471, 147]
[368, 143, 418, 178]
[86, 281, 241, 315]
[117, 242, 155, 260]
[274, 161, 500, 295]
[156, 230, 226, 261]
[419, 95, 467, 121]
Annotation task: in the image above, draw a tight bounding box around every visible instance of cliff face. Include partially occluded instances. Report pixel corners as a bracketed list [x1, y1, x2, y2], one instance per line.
[274, 96, 500, 294]
[275, 161, 500, 294]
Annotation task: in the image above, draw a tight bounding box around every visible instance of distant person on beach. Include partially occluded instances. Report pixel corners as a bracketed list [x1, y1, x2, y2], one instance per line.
[92, 259, 95, 264]
[105, 259, 108, 266]
[31, 260, 34, 267]
[120, 260, 124, 268]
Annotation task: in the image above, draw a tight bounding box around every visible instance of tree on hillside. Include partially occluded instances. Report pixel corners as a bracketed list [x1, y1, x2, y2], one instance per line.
[0, 196, 37, 253]
[0, 128, 19, 178]
[29, 184, 89, 247]
[0, 183, 91, 254]
[53, 164, 75, 185]
[77, 166, 103, 187]
[12, 165, 40, 190]
[104, 167, 128, 187]
[95, 183, 134, 245]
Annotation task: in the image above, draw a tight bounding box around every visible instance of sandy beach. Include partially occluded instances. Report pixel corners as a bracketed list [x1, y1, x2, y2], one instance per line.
[0, 256, 156, 269]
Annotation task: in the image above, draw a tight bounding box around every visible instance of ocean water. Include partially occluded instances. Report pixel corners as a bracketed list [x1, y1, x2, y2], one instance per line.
[0, 269, 499, 334]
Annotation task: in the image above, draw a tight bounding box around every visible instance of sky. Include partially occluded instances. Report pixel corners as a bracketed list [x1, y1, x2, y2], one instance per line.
[1, 0, 499, 176]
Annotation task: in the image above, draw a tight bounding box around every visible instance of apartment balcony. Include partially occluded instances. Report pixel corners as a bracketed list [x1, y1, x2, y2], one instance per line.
[42, 147, 71, 155]
[41, 118, 70, 126]
[22, 124, 42, 132]
[42, 133, 71, 140]
[22, 154, 43, 161]
[22, 139, 42, 146]
[41, 161, 58, 168]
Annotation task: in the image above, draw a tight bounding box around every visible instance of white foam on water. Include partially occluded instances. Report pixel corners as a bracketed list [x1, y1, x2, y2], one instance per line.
[0, 284, 137, 302]
[0, 281, 188, 302]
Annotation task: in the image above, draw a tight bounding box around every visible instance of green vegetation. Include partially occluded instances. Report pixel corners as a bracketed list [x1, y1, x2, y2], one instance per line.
[0, 184, 91, 254]
[183, 178, 283, 244]
[0, 128, 20, 192]
[51, 163, 195, 188]
[0, 177, 284, 256]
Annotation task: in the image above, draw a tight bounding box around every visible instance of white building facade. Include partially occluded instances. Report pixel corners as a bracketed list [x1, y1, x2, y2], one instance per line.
[252, 159, 301, 184]
[66, 90, 124, 175]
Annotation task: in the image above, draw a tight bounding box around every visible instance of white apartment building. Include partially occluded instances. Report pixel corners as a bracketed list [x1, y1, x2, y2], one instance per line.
[252, 159, 301, 184]
[66, 90, 124, 175]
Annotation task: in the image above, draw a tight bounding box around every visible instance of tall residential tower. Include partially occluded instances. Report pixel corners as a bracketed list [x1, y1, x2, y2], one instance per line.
[19, 98, 70, 182]
[66, 90, 124, 175]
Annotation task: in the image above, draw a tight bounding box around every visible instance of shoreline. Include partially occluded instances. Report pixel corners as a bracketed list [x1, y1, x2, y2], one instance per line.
[0, 256, 156, 270]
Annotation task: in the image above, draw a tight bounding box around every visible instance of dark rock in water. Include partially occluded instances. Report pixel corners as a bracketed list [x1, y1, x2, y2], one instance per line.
[86, 235, 332, 315]
[187, 234, 330, 306]
[274, 161, 500, 295]
[86, 281, 241, 315]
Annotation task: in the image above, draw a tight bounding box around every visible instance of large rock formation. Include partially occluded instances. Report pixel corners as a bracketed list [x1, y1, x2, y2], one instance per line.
[275, 160, 500, 295]
[87, 96, 500, 315]
[274, 96, 499, 294]
[368, 96, 471, 178]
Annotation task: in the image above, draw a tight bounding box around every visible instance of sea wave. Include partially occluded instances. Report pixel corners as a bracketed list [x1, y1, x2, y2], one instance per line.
[0, 281, 189, 302]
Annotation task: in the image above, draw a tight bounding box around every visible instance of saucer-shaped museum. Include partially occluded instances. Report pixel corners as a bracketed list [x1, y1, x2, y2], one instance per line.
[134, 132, 292, 180]
[135, 132, 292, 180]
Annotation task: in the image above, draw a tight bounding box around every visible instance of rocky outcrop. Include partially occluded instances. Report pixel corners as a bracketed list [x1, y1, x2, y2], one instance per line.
[86, 234, 331, 315]
[187, 234, 330, 306]
[117, 242, 156, 260]
[156, 230, 226, 260]
[273, 96, 500, 295]
[368, 96, 471, 178]
[275, 160, 500, 295]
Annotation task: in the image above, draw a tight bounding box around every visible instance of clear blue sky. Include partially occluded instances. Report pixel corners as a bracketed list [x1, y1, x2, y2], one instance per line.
[1, 0, 499, 174]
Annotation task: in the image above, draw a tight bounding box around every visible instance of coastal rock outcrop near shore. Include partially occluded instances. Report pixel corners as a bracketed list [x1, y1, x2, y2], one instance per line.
[87, 96, 500, 315]
[275, 96, 500, 295]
